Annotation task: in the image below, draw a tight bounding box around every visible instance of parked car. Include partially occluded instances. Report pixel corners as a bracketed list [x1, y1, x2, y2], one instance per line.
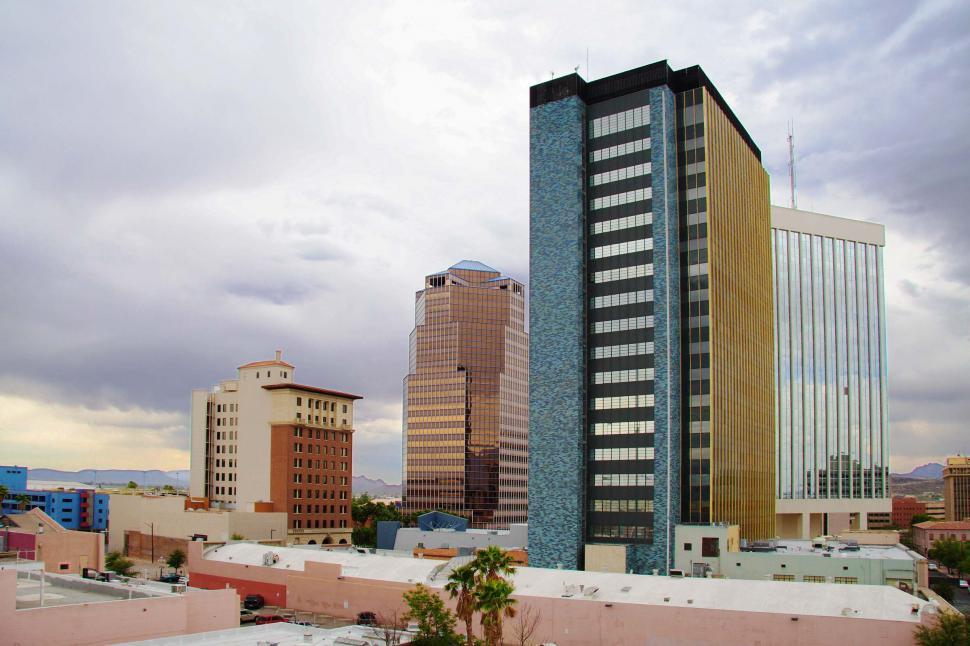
[959, 580, 969, 589]
[928, 563, 938, 571]
[158, 573, 181, 584]
[239, 610, 256, 624]
[243, 594, 265, 610]
[356, 611, 377, 626]
[255, 615, 287, 625]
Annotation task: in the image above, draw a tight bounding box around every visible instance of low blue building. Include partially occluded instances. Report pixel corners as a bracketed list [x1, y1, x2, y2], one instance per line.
[0, 465, 108, 531]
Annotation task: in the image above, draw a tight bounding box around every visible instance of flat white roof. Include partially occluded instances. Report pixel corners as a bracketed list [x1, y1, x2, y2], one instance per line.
[124, 623, 395, 645]
[774, 540, 920, 561]
[205, 543, 929, 622]
[771, 205, 885, 246]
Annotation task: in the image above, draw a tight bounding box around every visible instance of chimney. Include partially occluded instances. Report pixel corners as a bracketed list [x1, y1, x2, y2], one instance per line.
[275, 350, 282, 362]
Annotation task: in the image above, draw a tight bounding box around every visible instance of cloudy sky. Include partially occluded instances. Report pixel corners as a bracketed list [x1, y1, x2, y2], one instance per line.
[1, 1, 968, 482]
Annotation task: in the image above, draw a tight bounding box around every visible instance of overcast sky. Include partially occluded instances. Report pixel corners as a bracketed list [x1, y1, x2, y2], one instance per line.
[1, 1, 968, 482]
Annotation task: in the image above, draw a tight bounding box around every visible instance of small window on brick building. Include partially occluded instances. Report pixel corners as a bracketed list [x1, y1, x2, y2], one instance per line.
[59, 562, 70, 571]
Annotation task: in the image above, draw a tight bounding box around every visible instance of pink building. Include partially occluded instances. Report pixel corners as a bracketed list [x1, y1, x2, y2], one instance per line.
[913, 520, 970, 555]
[0, 565, 238, 645]
[1, 508, 105, 575]
[188, 541, 936, 646]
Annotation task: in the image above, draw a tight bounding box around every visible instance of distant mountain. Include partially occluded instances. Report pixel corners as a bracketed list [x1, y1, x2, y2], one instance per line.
[28, 468, 401, 497]
[896, 463, 944, 479]
[353, 476, 401, 498]
[28, 468, 189, 488]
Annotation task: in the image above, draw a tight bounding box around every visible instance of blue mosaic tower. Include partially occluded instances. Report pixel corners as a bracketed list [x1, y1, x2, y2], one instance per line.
[529, 61, 772, 573]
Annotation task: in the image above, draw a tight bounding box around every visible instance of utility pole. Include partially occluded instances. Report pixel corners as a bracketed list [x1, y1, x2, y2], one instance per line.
[787, 120, 797, 209]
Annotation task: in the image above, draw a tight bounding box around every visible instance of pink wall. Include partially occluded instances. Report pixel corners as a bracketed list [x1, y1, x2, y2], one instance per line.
[0, 569, 240, 646]
[187, 542, 932, 646]
[6, 531, 36, 558]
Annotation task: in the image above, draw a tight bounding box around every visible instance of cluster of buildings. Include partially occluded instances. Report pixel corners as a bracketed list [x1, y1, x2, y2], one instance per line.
[2, 57, 966, 644]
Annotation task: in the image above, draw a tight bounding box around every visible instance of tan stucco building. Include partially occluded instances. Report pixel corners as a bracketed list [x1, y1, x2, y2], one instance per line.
[190, 352, 360, 545]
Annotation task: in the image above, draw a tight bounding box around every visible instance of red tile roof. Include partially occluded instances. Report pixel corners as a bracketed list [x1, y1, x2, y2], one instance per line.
[914, 521, 970, 530]
[263, 383, 363, 400]
[239, 359, 295, 369]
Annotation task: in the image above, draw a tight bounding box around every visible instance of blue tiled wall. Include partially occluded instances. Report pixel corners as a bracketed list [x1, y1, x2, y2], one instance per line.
[528, 95, 587, 570]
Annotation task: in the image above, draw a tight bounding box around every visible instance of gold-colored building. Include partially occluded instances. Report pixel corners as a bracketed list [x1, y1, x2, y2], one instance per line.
[678, 83, 775, 540]
[943, 456, 970, 521]
[402, 261, 528, 528]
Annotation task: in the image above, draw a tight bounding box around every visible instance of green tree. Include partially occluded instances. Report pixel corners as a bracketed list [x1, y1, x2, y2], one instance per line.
[16, 494, 30, 511]
[126, 481, 138, 489]
[929, 537, 970, 572]
[475, 578, 517, 646]
[0, 484, 9, 504]
[472, 545, 517, 582]
[445, 563, 477, 645]
[914, 611, 970, 646]
[911, 513, 934, 526]
[402, 584, 459, 644]
[104, 551, 134, 576]
[166, 548, 186, 571]
[352, 526, 376, 548]
[162, 484, 175, 493]
[230, 533, 244, 541]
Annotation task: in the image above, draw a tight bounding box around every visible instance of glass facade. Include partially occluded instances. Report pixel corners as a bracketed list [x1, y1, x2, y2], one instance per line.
[402, 262, 528, 528]
[772, 217, 889, 502]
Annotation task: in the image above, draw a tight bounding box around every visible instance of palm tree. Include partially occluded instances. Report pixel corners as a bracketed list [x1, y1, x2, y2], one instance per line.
[445, 563, 477, 646]
[475, 578, 517, 646]
[472, 545, 516, 582]
[16, 494, 30, 511]
[0, 484, 9, 506]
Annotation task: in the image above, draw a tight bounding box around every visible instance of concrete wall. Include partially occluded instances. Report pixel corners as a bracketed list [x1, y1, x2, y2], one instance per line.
[186, 542, 930, 646]
[0, 569, 238, 645]
[37, 530, 104, 574]
[108, 494, 286, 553]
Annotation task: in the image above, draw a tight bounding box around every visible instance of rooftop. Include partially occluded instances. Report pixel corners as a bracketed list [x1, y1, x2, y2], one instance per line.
[263, 383, 363, 400]
[204, 543, 929, 622]
[771, 205, 886, 246]
[914, 520, 970, 530]
[449, 260, 498, 273]
[5, 569, 176, 610]
[128, 623, 399, 646]
[770, 540, 920, 561]
[238, 359, 296, 369]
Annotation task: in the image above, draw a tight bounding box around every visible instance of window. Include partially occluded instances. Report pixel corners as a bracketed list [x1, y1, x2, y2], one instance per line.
[590, 138, 650, 163]
[803, 575, 826, 583]
[772, 574, 795, 582]
[834, 577, 858, 585]
[590, 290, 653, 309]
[590, 238, 652, 260]
[701, 537, 719, 558]
[683, 543, 693, 551]
[297, 397, 302, 406]
[342, 404, 348, 413]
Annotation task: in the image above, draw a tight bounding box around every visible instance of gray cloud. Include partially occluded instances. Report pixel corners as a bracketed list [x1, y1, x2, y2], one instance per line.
[0, 1, 967, 480]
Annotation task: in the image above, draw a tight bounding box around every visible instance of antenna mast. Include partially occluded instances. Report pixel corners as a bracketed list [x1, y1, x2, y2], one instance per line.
[787, 121, 797, 209]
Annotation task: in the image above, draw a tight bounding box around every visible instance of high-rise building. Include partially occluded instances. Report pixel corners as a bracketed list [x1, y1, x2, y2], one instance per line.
[943, 456, 970, 521]
[190, 352, 360, 544]
[529, 60, 773, 573]
[771, 206, 890, 537]
[402, 261, 529, 528]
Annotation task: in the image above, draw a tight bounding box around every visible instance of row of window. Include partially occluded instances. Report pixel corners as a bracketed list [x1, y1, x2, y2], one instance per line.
[292, 489, 346, 499]
[591, 342, 654, 360]
[591, 263, 653, 284]
[591, 447, 655, 461]
[215, 403, 237, 413]
[591, 394, 655, 410]
[589, 106, 649, 138]
[590, 163, 651, 187]
[590, 137, 650, 163]
[590, 289, 653, 309]
[593, 473, 655, 486]
[591, 211, 652, 235]
[591, 237, 652, 260]
[593, 368, 654, 385]
[590, 499, 654, 512]
[591, 315, 653, 334]
[589, 524, 652, 539]
[292, 461, 348, 475]
[591, 187, 652, 211]
[296, 396, 347, 413]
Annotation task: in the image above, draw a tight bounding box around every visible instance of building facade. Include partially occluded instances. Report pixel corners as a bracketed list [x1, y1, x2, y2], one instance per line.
[529, 60, 773, 573]
[402, 261, 529, 528]
[0, 466, 108, 531]
[912, 520, 970, 555]
[190, 353, 360, 544]
[771, 206, 890, 538]
[891, 495, 927, 528]
[943, 456, 970, 521]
